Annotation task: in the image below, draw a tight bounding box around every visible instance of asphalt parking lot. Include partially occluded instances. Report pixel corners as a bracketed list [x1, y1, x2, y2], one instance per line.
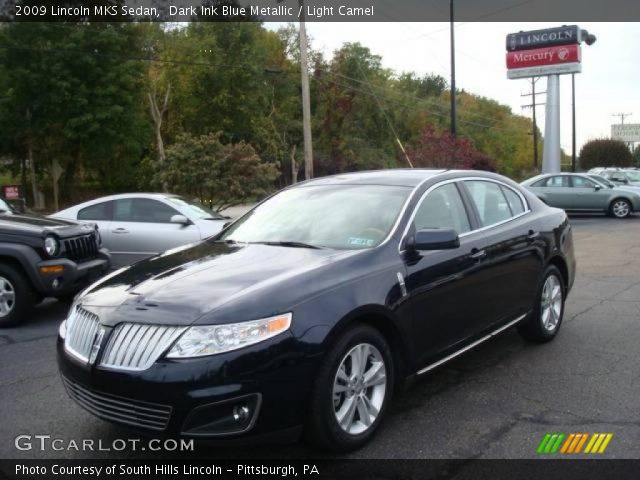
[2, 214, 640, 460]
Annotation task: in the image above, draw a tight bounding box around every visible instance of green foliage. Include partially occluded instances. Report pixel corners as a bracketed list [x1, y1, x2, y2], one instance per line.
[0, 23, 543, 209]
[152, 132, 279, 211]
[633, 145, 640, 167]
[579, 139, 633, 170]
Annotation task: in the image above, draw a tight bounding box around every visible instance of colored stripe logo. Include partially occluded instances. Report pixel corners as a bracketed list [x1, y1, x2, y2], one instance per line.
[537, 433, 613, 454]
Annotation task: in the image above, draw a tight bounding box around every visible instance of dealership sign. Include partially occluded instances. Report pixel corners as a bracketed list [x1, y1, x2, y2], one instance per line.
[507, 25, 579, 52]
[506, 26, 583, 79]
[507, 62, 582, 79]
[611, 124, 640, 143]
[507, 44, 581, 69]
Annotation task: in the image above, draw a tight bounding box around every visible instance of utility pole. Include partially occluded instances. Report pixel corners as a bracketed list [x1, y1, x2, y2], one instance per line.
[571, 73, 577, 172]
[612, 112, 632, 125]
[521, 78, 545, 170]
[542, 75, 561, 174]
[449, 0, 457, 137]
[298, 0, 313, 180]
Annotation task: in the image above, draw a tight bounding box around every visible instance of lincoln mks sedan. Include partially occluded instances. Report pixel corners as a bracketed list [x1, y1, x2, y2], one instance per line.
[57, 169, 575, 451]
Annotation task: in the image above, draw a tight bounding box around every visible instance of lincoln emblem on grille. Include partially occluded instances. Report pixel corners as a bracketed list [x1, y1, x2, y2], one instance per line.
[89, 327, 106, 365]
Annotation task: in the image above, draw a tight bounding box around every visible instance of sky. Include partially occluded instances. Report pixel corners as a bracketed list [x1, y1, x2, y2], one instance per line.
[287, 22, 640, 155]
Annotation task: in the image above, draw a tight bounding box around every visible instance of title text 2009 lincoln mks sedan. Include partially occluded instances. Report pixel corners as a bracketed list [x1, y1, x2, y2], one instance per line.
[57, 169, 575, 451]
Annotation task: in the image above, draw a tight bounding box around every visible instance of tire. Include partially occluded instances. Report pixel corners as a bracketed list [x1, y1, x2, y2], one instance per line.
[609, 198, 632, 219]
[518, 265, 565, 343]
[0, 264, 36, 328]
[306, 324, 394, 452]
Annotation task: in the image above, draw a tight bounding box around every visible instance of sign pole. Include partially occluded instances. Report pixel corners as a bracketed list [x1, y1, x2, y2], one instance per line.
[542, 74, 561, 173]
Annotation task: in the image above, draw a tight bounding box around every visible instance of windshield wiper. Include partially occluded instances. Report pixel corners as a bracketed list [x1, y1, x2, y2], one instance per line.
[251, 241, 324, 249]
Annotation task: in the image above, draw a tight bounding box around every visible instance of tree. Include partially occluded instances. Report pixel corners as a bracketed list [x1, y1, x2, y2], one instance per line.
[152, 133, 279, 211]
[633, 145, 640, 167]
[579, 139, 633, 170]
[406, 126, 496, 171]
[0, 23, 148, 209]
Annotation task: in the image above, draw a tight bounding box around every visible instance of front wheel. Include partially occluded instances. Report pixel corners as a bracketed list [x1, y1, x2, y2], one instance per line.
[518, 265, 565, 343]
[0, 264, 36, 328]
[306, 325, 394, 452]
[609, 198, 632, 218]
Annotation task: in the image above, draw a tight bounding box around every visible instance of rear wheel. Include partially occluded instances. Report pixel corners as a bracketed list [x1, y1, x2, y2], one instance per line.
[609, 198, 631, 218]
[518, 265, 565, 343]
[0, 264, 36, 328]
[306, 325, 394, 452]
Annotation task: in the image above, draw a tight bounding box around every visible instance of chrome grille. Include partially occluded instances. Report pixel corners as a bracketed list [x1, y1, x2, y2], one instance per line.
[64, 234, 98, 262]
[100, 323, 186, 371]
[62, 376, 172, 431]
[64, 306, 100, 363]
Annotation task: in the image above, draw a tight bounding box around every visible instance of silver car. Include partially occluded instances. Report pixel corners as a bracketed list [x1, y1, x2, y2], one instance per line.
[521, 173, 640, 219]
[51, 194, 227, 268]
[588, 168, 640, 187]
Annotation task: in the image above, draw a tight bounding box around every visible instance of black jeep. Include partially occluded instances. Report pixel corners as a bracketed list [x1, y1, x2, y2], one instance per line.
[0, 199, 110, 327]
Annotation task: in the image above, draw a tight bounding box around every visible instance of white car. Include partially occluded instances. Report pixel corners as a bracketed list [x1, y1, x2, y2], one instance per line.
[51, 193, 228, 268]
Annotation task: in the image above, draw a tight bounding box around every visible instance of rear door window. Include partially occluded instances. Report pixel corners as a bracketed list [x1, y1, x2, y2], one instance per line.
[500, 186, 526, 215]
[78, 201, 112, 221]
[113, 198, 180, 223]
[464, 180, 513, 227]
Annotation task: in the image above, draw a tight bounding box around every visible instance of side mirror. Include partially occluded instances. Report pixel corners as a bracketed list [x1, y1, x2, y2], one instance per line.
[412, 228, 460, 251]
[594, 184, 602, 191]
[170, 214, 191, 226]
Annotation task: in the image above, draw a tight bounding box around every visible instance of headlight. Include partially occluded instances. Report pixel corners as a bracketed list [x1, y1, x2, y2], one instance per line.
[59, 319, 66, 340]
[166, 313, 292, 358]
[44, 236, 59, 257]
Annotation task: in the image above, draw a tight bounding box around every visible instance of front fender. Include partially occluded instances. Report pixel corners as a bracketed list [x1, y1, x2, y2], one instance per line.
[0, 243, 45, 291]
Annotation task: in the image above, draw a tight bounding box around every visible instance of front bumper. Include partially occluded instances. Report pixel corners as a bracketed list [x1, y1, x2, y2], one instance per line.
[56, 331, 318, 440]
[35, 249, 111, 296]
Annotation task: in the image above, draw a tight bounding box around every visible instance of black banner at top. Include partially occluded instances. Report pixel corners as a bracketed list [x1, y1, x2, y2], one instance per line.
[1, 0, 640, 22]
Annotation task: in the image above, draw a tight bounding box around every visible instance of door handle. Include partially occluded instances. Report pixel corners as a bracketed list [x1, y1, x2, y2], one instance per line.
[470, 249, 486, 260]
[112, 228, 129, 234]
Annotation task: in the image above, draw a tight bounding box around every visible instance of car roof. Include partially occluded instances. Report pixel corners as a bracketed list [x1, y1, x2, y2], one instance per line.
[55, 193, 181, 214]
[298, 169, 450, 188]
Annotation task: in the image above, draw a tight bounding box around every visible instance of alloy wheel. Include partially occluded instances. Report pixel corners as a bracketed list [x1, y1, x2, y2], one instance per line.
[332, 343, 387, 435]
[612, 200, 630, 218]
[0, 276, 16, 318]
[541, 274, 562, 332]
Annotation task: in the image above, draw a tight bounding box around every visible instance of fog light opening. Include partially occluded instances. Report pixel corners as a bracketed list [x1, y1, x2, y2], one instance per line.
[52, 277, 62, 289]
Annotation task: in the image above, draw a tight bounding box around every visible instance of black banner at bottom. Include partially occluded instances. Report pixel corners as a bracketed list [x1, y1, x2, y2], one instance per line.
[2, 459, 640, 480]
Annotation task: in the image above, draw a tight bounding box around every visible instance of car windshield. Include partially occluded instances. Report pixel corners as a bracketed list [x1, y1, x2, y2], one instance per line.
[588, 175, 615, 188]
[623, 170, 640, 181]
[218, 184, 412, 250]
[166, 197, 224, 220]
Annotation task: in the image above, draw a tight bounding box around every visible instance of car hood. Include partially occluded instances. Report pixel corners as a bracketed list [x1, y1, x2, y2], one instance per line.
[79, 241, 357, 326]
[0, 213, 88, 237]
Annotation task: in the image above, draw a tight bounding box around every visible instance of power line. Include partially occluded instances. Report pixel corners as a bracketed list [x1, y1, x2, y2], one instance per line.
[612, 113, 632, 125]
[353, 61, 413, 167]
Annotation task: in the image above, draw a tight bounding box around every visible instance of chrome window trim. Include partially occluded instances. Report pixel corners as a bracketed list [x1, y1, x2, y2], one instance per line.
[376, 175, 439, 249]
[398, 177, 531, 253]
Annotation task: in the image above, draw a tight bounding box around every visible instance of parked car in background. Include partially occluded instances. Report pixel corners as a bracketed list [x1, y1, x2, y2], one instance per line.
[58, 169, 574, 451]
[588, 168, 640, 186]
[51, 194, 228, 268]
[587, 174, 640, 195]
[0, 204, 110, 326]
[522, 173, 640, 218]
